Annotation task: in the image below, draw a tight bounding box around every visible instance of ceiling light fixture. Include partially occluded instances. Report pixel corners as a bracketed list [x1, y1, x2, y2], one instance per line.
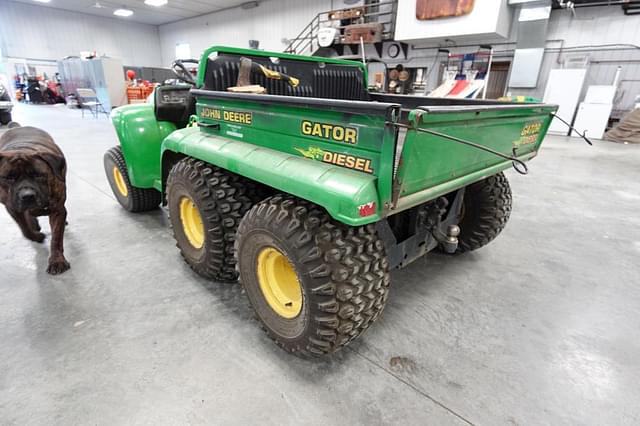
[144, 0, 168, 6]
[113, 8, 134, 16]
[33, 0, 52, 3]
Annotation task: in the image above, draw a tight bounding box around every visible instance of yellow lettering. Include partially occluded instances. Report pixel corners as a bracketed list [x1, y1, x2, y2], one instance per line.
[323, 152, 333, 162]
[299, 121, 358, 144]
[364, 160, 373, 174]
[344, 128, 357, 144]
[345, 156, 355, 168]
[336, 154, 346, 166]
[322, 124, 333, 139]
[333, 126, 344, 141]
[201, 108, 221, 119]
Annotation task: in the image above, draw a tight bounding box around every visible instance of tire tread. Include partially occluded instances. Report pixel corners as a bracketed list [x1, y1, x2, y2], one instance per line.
[105, 146, 161, 212]
[167, 157, 253, 282]
[236, 194, 390, 356]
[457, 172, 512, 253]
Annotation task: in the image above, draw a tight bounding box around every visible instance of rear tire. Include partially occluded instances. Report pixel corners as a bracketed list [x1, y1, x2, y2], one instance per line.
[104, 146, 161, 212]
[236, 195, 390, 357]
[166, 158, 253, 282]
[456, 172, 512, 253]
[0, 111, 11, 125]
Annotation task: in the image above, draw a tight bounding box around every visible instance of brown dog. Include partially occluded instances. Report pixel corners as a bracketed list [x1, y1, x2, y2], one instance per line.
[0, 126, 70, 274]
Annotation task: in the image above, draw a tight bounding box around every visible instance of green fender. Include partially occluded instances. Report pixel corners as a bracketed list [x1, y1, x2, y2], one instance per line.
[161, 127, 381, 226]
[111, 103, 176, 188]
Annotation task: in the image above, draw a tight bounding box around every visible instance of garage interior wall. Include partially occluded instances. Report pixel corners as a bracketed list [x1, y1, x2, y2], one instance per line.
[0, 1, 163, 67]
[1, 1, 637, 112]
[158, 0, 333, 65]
[379, 5, 640, 112]
[515, 6, 640, 114]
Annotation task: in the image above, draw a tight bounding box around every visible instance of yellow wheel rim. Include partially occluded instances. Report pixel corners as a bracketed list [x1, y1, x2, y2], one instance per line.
[113, 166, 128, 197]
[257, 247, 303, 319]
[179, 197, 205, 249]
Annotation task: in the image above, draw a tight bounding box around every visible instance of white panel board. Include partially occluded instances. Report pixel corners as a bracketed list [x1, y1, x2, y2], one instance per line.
[509, 48, 545, 88]
[543, 69, 587, 135]
[102, 58, 127, 109]
[394, 0, 512, 43]
[584, 85, 616, 104]
[572, 102, 613, 140]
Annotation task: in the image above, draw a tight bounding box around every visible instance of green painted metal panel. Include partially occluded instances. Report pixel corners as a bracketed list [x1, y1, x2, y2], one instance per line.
[193, 93, 399, 218]
[162, 128, 381, 226]
[394, 105, 556, 202]
[111, 103, 176, 189]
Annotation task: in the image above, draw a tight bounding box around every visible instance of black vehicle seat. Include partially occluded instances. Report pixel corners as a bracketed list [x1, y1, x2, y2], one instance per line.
[202, 54, 369, 101]
[154, 84, 195, 127]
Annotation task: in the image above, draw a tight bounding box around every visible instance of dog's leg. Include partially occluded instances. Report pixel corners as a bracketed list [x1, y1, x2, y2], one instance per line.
[26, 212, 41, 232]
[47, 207, 70, 275]
[5, 207, 45, 243]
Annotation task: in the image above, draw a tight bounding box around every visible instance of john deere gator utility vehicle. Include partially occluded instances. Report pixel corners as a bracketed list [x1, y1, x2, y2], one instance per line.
[105, 46, 557, 357]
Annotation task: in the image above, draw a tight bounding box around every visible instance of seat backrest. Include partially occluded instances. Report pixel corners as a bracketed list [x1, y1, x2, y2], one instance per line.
[202, 53, 369, 101]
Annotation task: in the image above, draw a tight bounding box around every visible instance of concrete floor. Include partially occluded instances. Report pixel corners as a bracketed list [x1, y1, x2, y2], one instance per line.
[1, 103, 639, 425]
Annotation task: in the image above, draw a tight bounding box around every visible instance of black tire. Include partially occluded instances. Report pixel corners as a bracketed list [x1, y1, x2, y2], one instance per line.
[104, 146, 161, 212]
[0, 111, 11, 125]
[456, 172, 512, 253]
[167, 158, 252, 282]
[236, 194, 390, 357]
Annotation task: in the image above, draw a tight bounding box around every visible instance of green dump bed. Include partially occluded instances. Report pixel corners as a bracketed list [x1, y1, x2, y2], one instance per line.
[380, 95, 557, 213]
[162, 47, 558, 226]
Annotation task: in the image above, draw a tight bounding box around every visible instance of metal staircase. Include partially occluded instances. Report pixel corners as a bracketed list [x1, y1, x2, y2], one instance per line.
[284, 0, 398, 57]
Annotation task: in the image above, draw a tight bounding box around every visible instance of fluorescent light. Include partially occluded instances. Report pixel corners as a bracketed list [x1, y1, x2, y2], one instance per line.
[33, 0, 52, 3]
[113, 8, 133, 16]
[144, 0, 168, 5]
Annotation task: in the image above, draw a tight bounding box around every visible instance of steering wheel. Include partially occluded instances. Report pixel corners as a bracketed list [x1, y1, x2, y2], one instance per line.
[171, 59, 198, 85]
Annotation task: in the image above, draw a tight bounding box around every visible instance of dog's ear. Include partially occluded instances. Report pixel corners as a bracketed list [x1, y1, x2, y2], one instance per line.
[38, 153, 66, 181]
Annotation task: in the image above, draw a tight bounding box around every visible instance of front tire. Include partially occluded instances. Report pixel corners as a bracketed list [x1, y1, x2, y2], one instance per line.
[104, 146, 161, 212]
[236, 195, 390, 357]
[166, 158, 252, 282]
[456, 172, 512, 253]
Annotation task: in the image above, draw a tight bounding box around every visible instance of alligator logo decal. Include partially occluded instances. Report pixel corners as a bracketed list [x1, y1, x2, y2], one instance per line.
[295, 146, 326, 160]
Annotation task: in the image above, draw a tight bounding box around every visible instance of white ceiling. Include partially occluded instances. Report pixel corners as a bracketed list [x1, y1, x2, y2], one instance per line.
[10, 0, 255, 25]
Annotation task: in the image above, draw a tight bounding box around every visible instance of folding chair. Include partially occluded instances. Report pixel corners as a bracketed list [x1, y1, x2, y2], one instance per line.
[77, 88, 109, 118]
